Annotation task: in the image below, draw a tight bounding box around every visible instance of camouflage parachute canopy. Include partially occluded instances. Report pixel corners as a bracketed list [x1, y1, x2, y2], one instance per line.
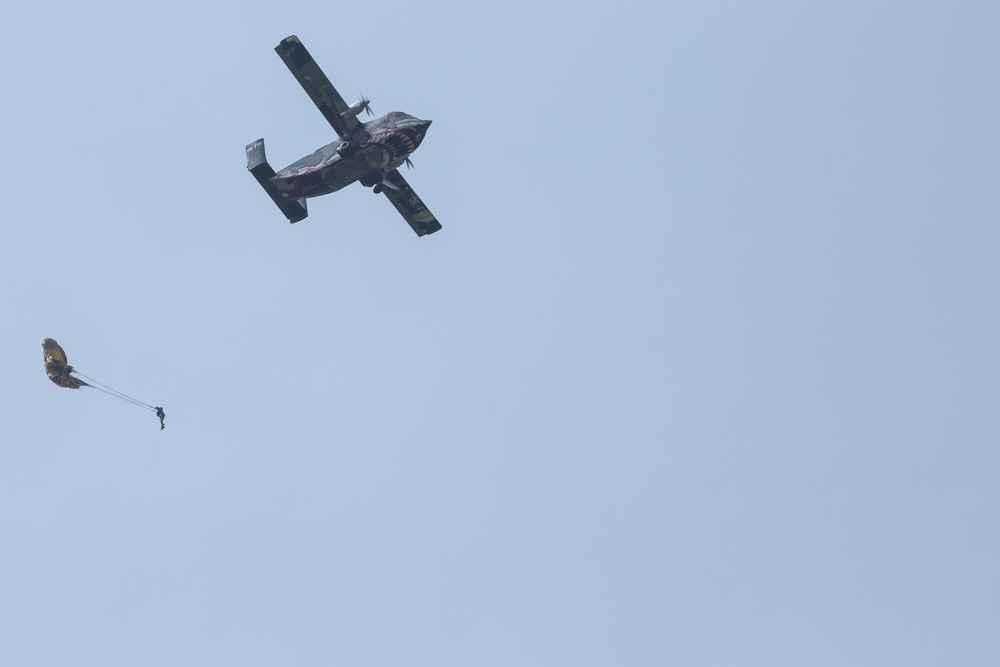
[42, 338, 88, 389]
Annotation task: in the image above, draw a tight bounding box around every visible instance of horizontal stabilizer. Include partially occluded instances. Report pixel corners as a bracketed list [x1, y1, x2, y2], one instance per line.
[246, 138, 308, 224]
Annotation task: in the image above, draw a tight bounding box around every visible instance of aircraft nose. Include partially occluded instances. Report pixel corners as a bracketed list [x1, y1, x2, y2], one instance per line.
[415, 119, 431, 143]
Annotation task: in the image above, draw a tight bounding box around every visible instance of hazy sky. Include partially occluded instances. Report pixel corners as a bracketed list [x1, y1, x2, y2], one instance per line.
[2, 1, 998, 665]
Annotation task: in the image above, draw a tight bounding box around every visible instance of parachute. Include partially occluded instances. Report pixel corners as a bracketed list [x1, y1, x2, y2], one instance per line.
[41, 338, 166, 429]
[42, 338, 89, 389]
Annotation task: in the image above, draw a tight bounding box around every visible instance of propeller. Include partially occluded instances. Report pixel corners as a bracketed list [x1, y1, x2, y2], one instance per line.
[342, 92, 374, 120]
[357, 89, 373, 117]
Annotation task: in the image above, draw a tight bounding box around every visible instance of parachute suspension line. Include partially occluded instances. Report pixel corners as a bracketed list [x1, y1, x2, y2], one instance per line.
[71, 372, 157, 412]
[85, 383, 155, 411]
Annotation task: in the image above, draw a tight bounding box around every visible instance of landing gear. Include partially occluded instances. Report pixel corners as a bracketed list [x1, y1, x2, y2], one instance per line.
[372, 183, 383, 194]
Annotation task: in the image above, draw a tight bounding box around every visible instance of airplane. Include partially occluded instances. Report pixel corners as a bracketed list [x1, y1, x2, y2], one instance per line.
[246, 35, 441, 236]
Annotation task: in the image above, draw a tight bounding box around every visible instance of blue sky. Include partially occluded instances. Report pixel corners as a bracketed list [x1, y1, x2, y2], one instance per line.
[2, 1, 999, 665]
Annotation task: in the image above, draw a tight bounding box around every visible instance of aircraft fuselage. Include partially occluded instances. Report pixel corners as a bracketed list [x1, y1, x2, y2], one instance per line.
[271, 112, 431, 199]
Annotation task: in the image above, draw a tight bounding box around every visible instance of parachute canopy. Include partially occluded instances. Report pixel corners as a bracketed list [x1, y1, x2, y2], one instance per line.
[42, 338, 88, 389]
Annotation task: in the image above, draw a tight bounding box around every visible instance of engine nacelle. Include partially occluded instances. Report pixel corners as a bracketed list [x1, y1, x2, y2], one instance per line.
[341, 98, 372, 119]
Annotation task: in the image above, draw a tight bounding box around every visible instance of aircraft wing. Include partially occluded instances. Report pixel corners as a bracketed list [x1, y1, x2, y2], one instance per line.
[274, 35, 362, 140]
[382, 170, 442, 237]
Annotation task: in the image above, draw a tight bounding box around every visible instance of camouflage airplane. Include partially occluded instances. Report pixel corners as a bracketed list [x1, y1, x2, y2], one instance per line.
[246, 35, 441, 236]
